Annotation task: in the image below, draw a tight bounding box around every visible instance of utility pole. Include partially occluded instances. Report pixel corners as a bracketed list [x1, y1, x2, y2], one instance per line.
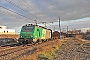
[54, 27, 55, 31]
[67, 26, 68, 37]
[34, 19, 37, 25]
[44, 22, 47, 27]
[67, 26, 68, 34]
[59, 16, 61, 39]
[41, 22, 47, 27]
[63, 28, 66, 33]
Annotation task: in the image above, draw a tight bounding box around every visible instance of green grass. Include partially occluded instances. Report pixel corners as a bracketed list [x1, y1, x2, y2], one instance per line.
[38, 48, 56, 60]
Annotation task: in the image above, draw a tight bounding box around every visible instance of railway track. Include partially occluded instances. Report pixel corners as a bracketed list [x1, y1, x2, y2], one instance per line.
[0, 43, 35, 57]
[0, 38, 76, 57]
[1, 38, 89, 60]
[0, 44, 36, 60]
[0, 39, 57, 60]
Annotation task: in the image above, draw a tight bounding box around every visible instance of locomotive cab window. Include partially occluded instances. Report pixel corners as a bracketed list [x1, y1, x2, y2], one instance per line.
[21, 26, 34, 32]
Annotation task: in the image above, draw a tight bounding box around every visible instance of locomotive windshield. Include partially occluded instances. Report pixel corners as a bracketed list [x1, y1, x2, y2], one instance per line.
[21, 26, 34, 32]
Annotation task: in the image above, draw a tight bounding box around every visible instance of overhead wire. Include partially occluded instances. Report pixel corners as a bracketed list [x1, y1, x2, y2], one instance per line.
[0, 6, 32, 20]
[0, 6, 32, 22]
[16, 0, 44, 23]
[5, 0, 57, 25]
[5, 0, 31, 15]
[20, 0, 42, 20]
[21, 0, 39, 14]
[0, 12, 29, 24]
[5, 0, 41, 21]
[4, 0, 59, 29]
[0, 10, 26, 21]
[18, 0, 39, 18]
[0, 7, 21, 19]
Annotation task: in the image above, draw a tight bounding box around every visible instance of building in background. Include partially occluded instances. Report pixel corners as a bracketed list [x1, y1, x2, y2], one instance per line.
[81, 28, 90, 33]
[0, 25, 15, 34]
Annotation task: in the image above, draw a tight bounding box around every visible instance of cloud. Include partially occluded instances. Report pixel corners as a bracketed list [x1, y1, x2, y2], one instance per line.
[4, 0, 90, 21]
[1, 0, 90, 20]
[42, 0, 90, 20]
[0, 0, 90, 33]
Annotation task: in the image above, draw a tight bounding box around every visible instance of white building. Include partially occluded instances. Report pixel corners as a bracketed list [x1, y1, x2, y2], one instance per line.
[0, 25, 15, 34]
[81, 28, 90, 33]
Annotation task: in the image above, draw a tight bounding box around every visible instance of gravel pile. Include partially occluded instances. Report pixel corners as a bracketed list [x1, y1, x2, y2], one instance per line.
[54, 39, 90, 60]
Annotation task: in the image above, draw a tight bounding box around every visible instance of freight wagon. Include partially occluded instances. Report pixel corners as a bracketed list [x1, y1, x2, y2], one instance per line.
[18, 24, 52, 44]
[0, 38, 17, 46]
[52, 31, 60, 39]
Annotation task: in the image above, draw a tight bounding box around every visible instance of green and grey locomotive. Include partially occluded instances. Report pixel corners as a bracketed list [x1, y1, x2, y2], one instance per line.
[18, 24, 52, 44]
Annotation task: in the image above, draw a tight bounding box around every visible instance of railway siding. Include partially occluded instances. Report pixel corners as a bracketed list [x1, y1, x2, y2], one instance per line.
[0, 45, 35, 60]
[0, 39, 63, 60]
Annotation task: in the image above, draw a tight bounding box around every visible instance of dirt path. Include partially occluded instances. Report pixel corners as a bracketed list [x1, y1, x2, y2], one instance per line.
[54, 39, 90, 60]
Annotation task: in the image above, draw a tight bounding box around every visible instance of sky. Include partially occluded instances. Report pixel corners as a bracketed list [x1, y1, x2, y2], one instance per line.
[0, 0, 90, 33]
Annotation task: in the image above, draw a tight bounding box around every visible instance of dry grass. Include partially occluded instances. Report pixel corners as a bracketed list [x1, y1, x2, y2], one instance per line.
[16, 40, 66, 60]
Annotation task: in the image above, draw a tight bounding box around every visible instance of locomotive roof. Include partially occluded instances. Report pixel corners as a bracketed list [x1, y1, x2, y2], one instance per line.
[23, 24, 52, 30]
